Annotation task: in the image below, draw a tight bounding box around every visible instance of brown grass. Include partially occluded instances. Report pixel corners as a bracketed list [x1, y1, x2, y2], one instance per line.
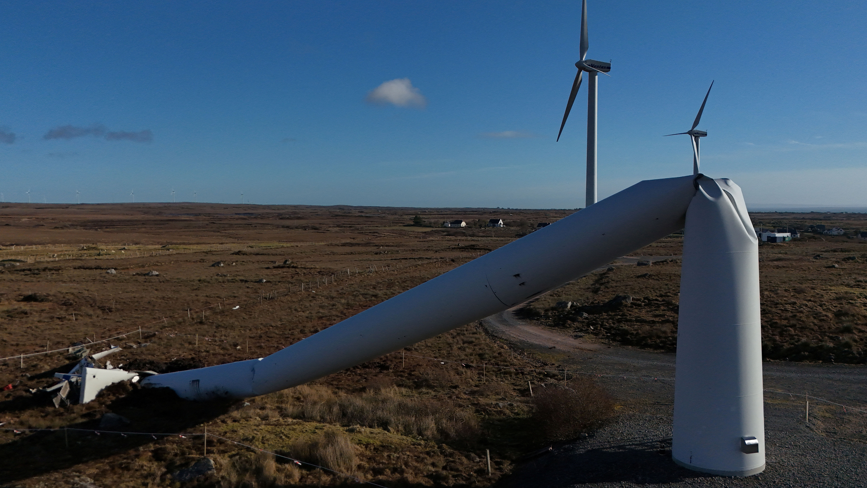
[531, 379, 615, 443]
[281, 384, 480, 444]
[289, 428, 358, 476]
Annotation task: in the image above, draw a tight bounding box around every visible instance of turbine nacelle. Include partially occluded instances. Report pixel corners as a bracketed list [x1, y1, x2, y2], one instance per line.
[576, 59, 611, 73]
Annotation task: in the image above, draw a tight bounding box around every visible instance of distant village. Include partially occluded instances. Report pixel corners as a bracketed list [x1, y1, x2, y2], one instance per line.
[437, 217, 867, 242]
[440, 218, 551, 229]
[754, 224, 867, 243]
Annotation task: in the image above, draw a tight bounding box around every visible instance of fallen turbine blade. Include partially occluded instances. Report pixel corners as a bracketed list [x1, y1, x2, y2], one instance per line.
[691, 80, 714, 131]
[557, 70, 584, 141]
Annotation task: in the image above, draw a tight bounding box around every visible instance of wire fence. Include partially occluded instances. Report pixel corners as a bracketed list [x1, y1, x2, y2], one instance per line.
[0, 425, 387, 487]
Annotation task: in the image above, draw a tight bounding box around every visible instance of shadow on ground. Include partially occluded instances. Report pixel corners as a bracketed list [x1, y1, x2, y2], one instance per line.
[495, 438, 718, 487]
[0, 386, 234, 484]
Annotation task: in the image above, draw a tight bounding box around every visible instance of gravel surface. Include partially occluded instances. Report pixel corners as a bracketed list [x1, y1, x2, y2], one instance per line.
[484, 311, 867, 487]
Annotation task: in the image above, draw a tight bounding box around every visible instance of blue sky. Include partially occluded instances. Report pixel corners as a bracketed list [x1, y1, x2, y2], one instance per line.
[1, 1, 865, 208]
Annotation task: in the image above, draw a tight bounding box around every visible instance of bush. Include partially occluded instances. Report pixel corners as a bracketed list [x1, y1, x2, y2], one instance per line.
[290, 428, 358, 475]
[531, 378, 615, 442]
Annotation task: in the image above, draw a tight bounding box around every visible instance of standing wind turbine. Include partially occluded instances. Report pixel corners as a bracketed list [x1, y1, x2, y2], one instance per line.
[26, 188, 31, 204]
[556, 0, 611, 208]
[171, 188, 176, 203]
[130, 190, 135, 203]
[76, 190, 80, 205]
[666, 81, 714, 175]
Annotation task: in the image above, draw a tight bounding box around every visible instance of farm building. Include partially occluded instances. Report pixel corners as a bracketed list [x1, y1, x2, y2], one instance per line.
[487, 218, 505, 228]
[442, 220, 466, 228]
[761, 232, 791, 243]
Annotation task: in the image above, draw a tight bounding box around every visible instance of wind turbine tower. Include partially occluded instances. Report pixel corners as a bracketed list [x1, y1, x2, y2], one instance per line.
[666, 81, 714, 175]
[171, 188, 176, 203]
[557, 0, 611, 208]
[26, 188, 31, 204]
[130, 190, 135, 203]
[76, 190, 80, 205]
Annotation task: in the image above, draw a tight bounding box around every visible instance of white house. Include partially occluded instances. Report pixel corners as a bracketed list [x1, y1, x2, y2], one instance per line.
[487, 218, 505, 228]
[443, 219, 466, 228]
[824, 227, 845, 236]
[761, 232, 791, 243]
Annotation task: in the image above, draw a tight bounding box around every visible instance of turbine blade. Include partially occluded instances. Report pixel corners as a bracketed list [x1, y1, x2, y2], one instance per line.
[580, 0, 589, 61]
[557, 70, 584, 142]
[691, 80, 714, 131]
[664, 132, 689, 137]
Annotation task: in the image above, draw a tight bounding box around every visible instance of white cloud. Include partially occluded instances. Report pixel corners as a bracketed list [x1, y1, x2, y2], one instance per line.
[366, 78, 427, 109]
[478, 131, 536, 139]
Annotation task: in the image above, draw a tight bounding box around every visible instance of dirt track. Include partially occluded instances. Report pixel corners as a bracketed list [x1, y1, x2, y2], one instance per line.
[483, 310, 867, 487]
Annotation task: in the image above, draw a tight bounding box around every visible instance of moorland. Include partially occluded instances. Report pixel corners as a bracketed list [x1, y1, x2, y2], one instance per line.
[0, 202, 865, 487]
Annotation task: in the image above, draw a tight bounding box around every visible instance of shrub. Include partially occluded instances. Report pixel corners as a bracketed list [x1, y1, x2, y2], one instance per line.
[531, 378, 615, 443]
[290, 428, 358, 475]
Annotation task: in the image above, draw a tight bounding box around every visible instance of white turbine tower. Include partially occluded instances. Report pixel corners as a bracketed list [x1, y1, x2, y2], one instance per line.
[666, 81, 714, 175]
[76, 190, 80, 205]
[130, 190, 135, 203]
[26, 188, 31, 204]
[171, 188, 176, 203]
[557, 0, 611, 208]
[194, 191, 197, 203]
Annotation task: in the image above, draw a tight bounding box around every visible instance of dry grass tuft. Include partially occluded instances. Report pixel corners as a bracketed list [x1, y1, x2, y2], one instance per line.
[290, 427, 358, 476]
[531, 378, 615, 443]
[281, 384, 480, 444]
[220, 451, 286, 488]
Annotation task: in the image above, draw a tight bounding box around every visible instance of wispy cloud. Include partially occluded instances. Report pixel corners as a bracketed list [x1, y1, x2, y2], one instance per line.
[44, 124, 153, 143]
[44, 124, 106, 140]
[478, 131, 536, 139]
[0, 129, 15, 144]
[366, 78, 427, 109]
[105, 130, 153, 143]
[784, 139, 867, 150]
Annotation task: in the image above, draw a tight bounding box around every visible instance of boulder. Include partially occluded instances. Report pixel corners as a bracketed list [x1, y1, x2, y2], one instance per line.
[210, 261, 224, 267]
[636, 260, 651, 267]
[172, 457, 216, 483]
[606, 294, 633, 308]
[70, 477, 99, 488]
[106, 269, 116, 275]
[145, 270, 159, 276]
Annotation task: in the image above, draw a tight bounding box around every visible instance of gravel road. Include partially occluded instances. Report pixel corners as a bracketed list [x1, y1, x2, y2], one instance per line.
[483, 310, 867, 487]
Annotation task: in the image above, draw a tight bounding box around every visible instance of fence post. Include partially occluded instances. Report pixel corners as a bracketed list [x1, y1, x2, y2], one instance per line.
[486, 449, 492, 476]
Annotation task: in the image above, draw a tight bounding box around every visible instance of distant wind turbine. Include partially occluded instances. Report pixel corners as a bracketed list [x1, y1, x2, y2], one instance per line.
[130, 190, 135, 203]
[76, 190, 80, 204]
[241, 192, 244, 204]
[26, 188, 31, 204]
[665, 81, 714, 175]
[171, 188, 176, 203]
[194, 191, 197, 203]
[556, 0, 611, 208]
